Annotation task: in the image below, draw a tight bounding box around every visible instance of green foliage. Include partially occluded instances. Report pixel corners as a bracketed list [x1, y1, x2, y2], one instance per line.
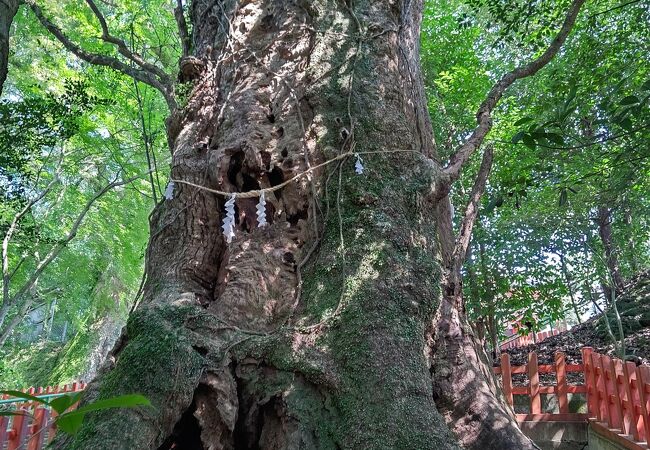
[421, 0, 650, 344]
[0, 0, 177, 387]
[0, 390, 150, 435]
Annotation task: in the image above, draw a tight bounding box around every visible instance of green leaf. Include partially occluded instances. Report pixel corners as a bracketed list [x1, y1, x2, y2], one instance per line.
[620, 95, 639, 106]
[55, 411, 86, 435]
[641, 79, 650, 91]
[54, 394, 150, 435]
[560, 104, 577, 123]
[50, 395, 75, 415]
[522, 134, 536, 149]
[563, 83, 578, 111]
[619, 117, 633, 131]
[545, 133, 564, 145]
[513, 117, 534, 126]
[558, 189, 568, 207]
[0, 390, 48, 405]
[69, 394, 150, 415]
[511, 130, 525, 144]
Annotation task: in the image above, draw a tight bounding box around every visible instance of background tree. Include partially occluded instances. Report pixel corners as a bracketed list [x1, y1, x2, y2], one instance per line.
[0, 1, 173, 386]
[420, 0, 649, 351]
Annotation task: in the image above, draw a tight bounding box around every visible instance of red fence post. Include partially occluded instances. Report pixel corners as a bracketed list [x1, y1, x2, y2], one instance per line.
[582, 347, 597, 418]
[594, 352, 608, 422]
[48, 385, 61, 443]
[637, 365, 650, 445]
[501, 353, 513, 408]
[529, 351, 541, 414]
[623, 360, 641, 441]
[612, 358, 631, 436]
[0, 416, 9, 448]
[612, 356, 625, 431]
[603, 354, 622, 429]
[7, 408, 29, 450]
[555, 352, 568, 413]
[27, 406, 49, 450]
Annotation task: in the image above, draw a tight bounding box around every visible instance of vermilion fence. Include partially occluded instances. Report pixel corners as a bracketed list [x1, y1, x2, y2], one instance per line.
[499, 329, 561, 350]
[495, 347, 650, 449]
[494, 348, 588, 422]
[0, 382, 85, 450]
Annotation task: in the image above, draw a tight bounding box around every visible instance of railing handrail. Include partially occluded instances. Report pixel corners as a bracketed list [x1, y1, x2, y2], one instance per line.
[0, 382, 86, 450]
[499, 329, 561, 350]
[0, 391, 83, 407]
[495, 347, 650, 449]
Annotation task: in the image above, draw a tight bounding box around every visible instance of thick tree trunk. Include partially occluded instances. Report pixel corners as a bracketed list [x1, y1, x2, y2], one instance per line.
[0, 0, 19, 96]
[54, 1, 532, 448]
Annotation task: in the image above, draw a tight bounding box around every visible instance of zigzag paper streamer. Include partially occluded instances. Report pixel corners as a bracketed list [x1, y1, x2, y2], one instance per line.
[354, 154, 364, 175]
[222, 193, 236, 243]
[256, 192, 267, 227]
[164, 181, 175, 200]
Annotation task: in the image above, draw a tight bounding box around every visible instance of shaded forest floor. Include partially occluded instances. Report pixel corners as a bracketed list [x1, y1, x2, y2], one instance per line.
[495, 270, 650, 385]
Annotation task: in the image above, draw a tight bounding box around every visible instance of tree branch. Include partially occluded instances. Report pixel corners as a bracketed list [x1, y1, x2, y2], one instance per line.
[174, 0, 191, 58]
[84, 0, 172, 83]
[4, 172, 149, 318]
[2, 175, 59, 306]
[442, 0, 586, 185]
[451, 146, 494, 283]
[27, 0, 177, 111]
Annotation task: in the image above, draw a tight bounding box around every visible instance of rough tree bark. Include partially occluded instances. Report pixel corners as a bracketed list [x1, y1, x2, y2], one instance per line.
[44, 0, 584, 448]
[0, 0, 20, 95]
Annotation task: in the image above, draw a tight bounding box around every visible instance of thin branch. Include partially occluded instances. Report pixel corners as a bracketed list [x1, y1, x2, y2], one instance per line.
[7, 256, 25, 281]
[491, 123, 650, 151]
[589, 0, 643, 18]
[27, 0, 176, 111]
[2, 175, 59, 305]
[451, 146, 494, 280]
[133, 80, 159, 204]
[174, 0, 191, 58]
[84, 0, 171, 83]
[442, 0, 586, 185]
[6, 172, 150, 310]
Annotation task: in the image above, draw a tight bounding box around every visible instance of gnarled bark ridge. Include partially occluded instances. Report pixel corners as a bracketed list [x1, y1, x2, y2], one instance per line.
[53, 1, 535, 448]
[0, 0, 20, 96]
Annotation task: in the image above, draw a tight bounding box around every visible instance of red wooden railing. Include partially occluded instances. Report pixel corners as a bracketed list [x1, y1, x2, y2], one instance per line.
[495, 348, 650, 449]
[499, 329, 561, 350]
[494, 349, 588, 421]
[0, 382, 85, 450]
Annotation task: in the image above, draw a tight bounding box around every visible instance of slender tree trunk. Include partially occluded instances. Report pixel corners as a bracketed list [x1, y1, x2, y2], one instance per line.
[53, 1, 532, 448]
[0, 295, 33, 347]
[560, 253, 582, 324]
[624, 209, 639, 273]
[45, 298, 56, 339]
[0, 0, 20, 95]
[596, 206, 624, 294]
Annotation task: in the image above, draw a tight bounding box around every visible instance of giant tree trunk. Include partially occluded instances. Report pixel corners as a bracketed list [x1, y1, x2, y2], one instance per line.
[54, 1, 532, 448]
